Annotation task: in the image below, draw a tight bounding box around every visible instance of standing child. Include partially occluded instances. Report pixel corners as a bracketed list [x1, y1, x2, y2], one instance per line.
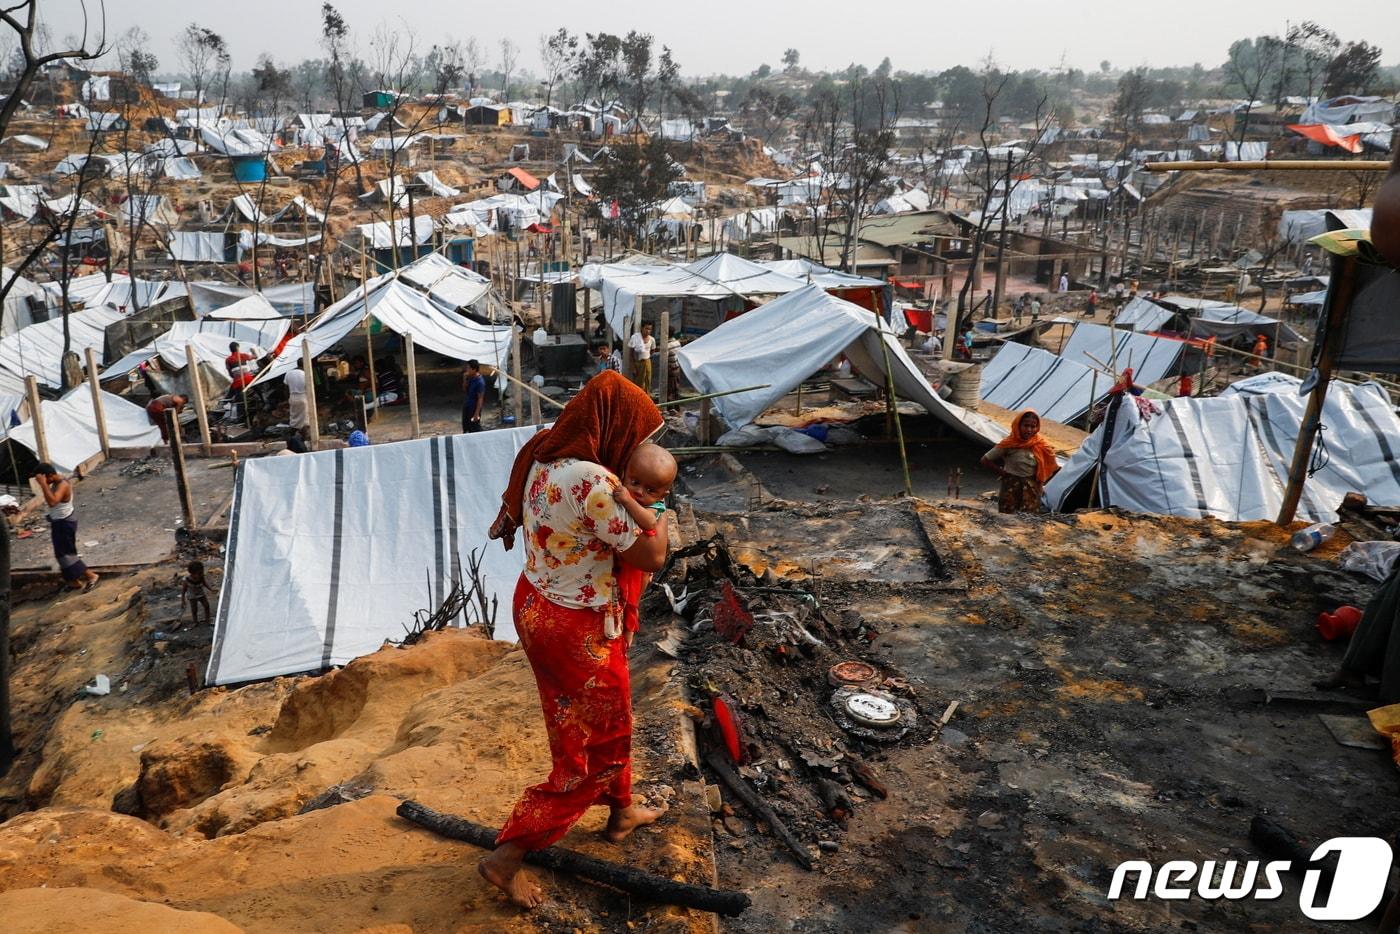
[180, 560, 215, 627]
[610, 443, 678, 640]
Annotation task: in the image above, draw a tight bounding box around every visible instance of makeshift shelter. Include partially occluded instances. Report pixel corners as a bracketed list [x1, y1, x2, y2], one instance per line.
[188, 282, 315, 318]
[167, 231, 230, 263]
[979, 343, 1110, 425]
[0, 304, 125, 387]
[120, 194, 179, 227]
[412, 171, 459, 198]
[101, 318, 289, 379]
[1044, 379, 1400, 523]
[1059, 322, 1184, 388]
[1288, 123, 1363, 154]
[465, 103, 511, 126]
[251, 259, 513, 387]
[0, 267, 46, 336]
[1188, 304, 1302, 347]
[676, 284, 1004, 444]
[203, 294, 284, 321]
[207, 427, 541, 684]
[1113, 296, 1177, 333]
[8, 387, 159, 472]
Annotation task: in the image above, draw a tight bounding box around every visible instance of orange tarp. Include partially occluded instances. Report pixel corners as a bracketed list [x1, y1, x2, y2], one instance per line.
[1287, 123, 1363, 154]
[507, 167, 540, 191]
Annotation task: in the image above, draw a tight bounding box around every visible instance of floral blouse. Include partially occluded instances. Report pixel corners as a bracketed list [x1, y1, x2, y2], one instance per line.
[522, 458, 641, 609]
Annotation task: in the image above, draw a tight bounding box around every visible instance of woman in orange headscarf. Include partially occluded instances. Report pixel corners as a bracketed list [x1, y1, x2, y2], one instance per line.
[980, 410, 1059, 514]
[480, 371, 671, 909]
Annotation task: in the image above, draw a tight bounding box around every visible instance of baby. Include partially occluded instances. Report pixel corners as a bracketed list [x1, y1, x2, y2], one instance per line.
[612, 443, 678, 638]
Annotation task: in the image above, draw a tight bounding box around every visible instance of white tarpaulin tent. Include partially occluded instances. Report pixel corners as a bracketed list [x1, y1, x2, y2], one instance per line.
[676, 284, 1004, 444]
[188, 282, 314, 318]
[979, 343, 1110, 425]
[168, 231, 227, 262]
[1189, 304, 1304, 345]
[1, 267, 46, 336]
[0, 305, 126, 387]
[9, 387, 160, 471]
[1044, 379, 1400, 522]
[253, 270, 513, 385]
[398, 253, 492, 310]
[592, 253, 808, 335]
[1113, 296, 1176, 333]
[102, 319, 289, 378]
[1059, 322, 1184, 388]
[204, 294, 283, 321]
[207, 427, 542, 685]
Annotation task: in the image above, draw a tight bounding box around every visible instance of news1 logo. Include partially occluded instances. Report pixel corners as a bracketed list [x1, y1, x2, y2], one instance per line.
[1107, 838, 1393, 921]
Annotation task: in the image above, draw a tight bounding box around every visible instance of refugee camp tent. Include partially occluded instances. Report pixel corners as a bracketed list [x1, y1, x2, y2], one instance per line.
[188, 282, 314, 318]
[198, 294, 282, 322]
[1, 267, 46, 336]
[0, 305, 125, 387]
[168, 231, 230, 262]
[207, 427, 542, 684]
[1044, 378, 1400, 522]
[251, 260, 513, 386]
[465, 103, 512, 126]
[1113, 296, 1177, 333]
[1188, 304, 1303, 346]
[590, 253, 808, 335]
[413, 171, 459, 198]
[8, 387, 160, 471]
[676, 284, 1004, 444]
[101, 318, 290, 378]
[269, 195, 326, 225]
[978, 343, 1111, 425]
[1059, 322, 1184, 387]
[398, 253, 492, 310]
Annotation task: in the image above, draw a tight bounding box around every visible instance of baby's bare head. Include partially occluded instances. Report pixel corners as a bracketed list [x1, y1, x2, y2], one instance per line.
[624, 442, 677, 503]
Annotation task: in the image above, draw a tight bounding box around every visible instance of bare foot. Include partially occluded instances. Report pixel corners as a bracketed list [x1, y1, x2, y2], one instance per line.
[477, 853, 544, 910]
[605, 803, 669, 843]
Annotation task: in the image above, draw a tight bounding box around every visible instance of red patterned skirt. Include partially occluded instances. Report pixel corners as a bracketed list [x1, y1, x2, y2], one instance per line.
[496, 574, 632, 851]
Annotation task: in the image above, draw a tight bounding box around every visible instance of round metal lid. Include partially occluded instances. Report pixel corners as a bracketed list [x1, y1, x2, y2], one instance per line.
[843, 691, 901, 727]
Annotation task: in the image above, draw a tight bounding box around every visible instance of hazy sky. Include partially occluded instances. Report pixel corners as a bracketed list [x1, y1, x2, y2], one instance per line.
[41, 0, 1400, 77]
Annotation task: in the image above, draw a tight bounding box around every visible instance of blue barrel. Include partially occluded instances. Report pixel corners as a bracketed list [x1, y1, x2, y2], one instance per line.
[231, 156, 267, 183]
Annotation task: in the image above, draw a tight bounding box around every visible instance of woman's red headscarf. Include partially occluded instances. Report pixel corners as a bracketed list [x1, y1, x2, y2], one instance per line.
[993, 409, 1059, 484]
[490, 371, 662, 548]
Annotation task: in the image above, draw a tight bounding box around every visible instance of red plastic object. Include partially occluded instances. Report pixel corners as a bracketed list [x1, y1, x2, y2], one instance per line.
[1317, 606, 1362, 642]
[711, 693, 746, 764]
[712, 581, 753, 644]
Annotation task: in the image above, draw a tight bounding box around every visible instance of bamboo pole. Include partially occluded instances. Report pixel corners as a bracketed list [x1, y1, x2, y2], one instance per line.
[657, 310, 671, 404]
[1277, 255, 1360, 525]
[166, 408, 196, 531]
[23, 376, 47, 465]
[301, 340, 320, 452]
[511, 332, 524, 424]
[361, 245, 377, 423]
[405, 332, 420, 440]
[876, 323, 913, 498]
[184, 343, 212, 455]
[83, 347, 109, 458]
[1144, 160, 1390, 172]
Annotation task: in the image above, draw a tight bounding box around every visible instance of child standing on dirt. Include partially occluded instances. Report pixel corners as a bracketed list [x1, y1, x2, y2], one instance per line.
[611, 443, 678, 641]
[180, 560, 215, 627]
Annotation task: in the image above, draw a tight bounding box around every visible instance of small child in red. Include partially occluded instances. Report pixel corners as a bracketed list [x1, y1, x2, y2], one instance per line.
[612, 443, 678, 637]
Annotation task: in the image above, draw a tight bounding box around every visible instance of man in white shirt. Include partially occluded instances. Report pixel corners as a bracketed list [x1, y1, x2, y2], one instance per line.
[1058, 272, 1069, 293]
[627, 322, 656, 397]
[285, 359, 309, 436]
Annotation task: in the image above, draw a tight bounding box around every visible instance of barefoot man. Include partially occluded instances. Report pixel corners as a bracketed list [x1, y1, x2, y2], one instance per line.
[481, 371, 672, 908]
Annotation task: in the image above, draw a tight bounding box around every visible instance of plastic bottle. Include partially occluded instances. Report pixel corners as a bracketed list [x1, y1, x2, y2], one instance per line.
[1291, 523, 1337, 553]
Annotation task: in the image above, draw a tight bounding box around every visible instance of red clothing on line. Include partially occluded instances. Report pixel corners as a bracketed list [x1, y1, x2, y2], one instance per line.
[495, 574, 633, 852]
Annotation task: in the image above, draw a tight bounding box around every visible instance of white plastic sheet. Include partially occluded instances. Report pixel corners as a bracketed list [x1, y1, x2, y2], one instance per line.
[0, 305, 125, 387]
[979, 343, 1109, 425]
[168, 231, 227, 263]
[188, 282, 314, 318]
[676, 284, 1004, 445]
[9, 388, 160, 470]
[207, 428, 542, 685]
[1045, 380, 1400, 522]
[1059, 322, 1184, 388]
